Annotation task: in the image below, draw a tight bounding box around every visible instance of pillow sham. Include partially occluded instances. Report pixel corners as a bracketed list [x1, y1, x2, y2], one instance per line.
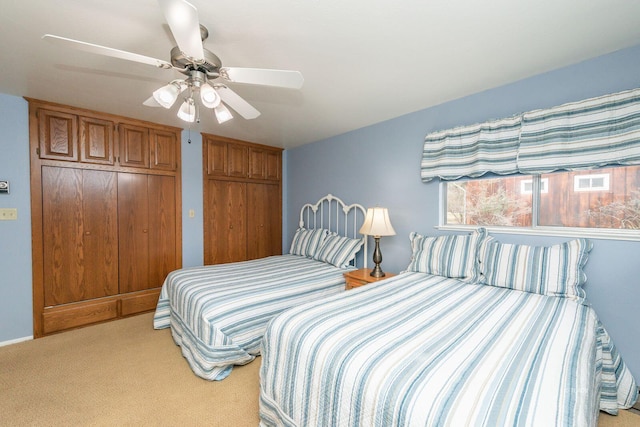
[478, 237, 592, 299]
[313, 233, 364, 268]
[405, 228, 486, 282]
[289, 228, 329, 258]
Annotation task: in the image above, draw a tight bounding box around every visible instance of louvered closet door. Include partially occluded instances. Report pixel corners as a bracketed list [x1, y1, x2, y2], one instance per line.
[42, 167, 118, 306]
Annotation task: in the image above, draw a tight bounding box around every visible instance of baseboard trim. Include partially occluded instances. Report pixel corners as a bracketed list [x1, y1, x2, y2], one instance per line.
[0, 335, 33, 347]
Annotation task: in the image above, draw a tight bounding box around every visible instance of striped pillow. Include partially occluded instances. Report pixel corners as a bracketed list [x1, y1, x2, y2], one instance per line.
[313, 233, 363, 268]
[478, 238, 592, 299]
[405, 228, 486, 282]
[289, 228, 328, 258]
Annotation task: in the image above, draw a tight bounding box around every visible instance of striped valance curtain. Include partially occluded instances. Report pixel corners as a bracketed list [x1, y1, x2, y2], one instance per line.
[421, 87, 640, 182]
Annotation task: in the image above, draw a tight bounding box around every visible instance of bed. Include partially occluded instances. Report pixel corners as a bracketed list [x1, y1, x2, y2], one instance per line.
[153, 194, 367, 380]
[259, 230, 638, 426]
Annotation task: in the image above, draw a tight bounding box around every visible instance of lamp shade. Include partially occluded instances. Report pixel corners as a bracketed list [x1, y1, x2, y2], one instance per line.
[177, 98, 196, 122]
[214, 103, 233, 124]
[359, 207, 396, 237]
[152, 82, 181, 109]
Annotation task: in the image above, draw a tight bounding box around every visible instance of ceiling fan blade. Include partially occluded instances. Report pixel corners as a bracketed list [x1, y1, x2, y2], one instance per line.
[43, 34, 172, 69]
[158, 0, 204, 62]
[215, 86, 261, 119]
[220, 67, 304, 89]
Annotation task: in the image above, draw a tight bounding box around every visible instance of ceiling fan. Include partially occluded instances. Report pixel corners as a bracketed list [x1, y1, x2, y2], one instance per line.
[43, 0, 303, 124]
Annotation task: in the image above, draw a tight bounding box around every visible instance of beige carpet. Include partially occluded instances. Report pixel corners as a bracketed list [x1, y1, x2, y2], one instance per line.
[0, 313, 638, 426]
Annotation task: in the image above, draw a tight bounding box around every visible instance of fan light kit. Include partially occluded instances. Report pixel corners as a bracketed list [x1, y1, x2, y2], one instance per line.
[42, 0, 304, 125]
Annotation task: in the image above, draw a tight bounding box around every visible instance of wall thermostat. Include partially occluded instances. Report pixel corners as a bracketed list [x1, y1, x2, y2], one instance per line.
[0, 181, 9, 194]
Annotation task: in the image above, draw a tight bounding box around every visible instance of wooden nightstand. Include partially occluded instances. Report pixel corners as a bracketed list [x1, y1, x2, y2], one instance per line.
[343, 268, 396, 290]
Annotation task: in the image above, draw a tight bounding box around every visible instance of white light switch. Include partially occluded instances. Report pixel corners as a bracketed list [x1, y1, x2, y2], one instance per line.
[0, 208, 17, 220]
[188, 209, 195, 218]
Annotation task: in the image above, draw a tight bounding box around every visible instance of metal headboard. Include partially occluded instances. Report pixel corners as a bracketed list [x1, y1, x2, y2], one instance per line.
[298, 194, 368, 268]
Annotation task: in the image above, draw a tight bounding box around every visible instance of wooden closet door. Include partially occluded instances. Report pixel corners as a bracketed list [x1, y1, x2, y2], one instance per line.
[42, 167, 118, 306]
[247, 183, 282, 260]
[204, 180, 247, 264]
[147, 175, 177, 287]
[118, 173, 150, 293]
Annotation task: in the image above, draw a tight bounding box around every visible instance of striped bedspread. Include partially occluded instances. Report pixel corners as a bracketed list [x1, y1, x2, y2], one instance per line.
[259, 272, 638, 427]
[153, 255, 350, 380]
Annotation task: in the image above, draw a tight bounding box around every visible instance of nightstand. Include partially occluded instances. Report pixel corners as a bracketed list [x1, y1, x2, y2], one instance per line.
[343, 268, 396, 290]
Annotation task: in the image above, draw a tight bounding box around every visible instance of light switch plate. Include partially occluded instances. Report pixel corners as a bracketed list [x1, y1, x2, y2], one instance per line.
[0, 208, 17, 220]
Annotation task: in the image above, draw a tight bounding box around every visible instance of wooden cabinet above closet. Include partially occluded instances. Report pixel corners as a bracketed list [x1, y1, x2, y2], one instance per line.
[202, 134, 282, 266]
[28, 98, 182, 337]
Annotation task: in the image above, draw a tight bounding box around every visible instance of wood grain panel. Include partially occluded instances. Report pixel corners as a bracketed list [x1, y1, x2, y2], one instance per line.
[42, 167, 84, 306]
[83, 170, 119, 298]
[249, 148, 265, 179]
[205, 139, 228, 176]
[205, 180, 247, 264]
[42, 299, 118, 334]
[38, 109, 78, 161]
[150, 129, 177, 171]
[147, 175, 177, 288]
[118, 173, 150, 293]
[119, 124, 149, 168]
[79, 116, 114, 165]
[228, 144, 248, 178]
[120, 289, 161, 316]
[247, 183, 282, 260]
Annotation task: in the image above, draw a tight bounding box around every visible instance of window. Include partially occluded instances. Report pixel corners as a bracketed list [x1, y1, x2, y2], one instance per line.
[443, 165, 640, 232]
[574, 174, 609, 192]
[520, 178, 548, 194]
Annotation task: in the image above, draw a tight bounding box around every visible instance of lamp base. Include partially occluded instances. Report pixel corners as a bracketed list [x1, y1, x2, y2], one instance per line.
[370, 236, 385, 278]
[370, 264, 386, 278]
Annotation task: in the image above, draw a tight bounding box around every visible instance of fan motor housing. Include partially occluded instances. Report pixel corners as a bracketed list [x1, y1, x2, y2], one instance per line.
[171, 46, 221, 79]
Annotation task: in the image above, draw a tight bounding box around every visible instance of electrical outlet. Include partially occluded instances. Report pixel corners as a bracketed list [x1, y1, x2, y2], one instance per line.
[0, 208, 17, 220]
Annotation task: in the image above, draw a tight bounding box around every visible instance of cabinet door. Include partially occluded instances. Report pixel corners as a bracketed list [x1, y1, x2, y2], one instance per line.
[264, 150, 281, 181]
[38, 109, 78, 161]
[204, 180, 247, 264]
[42, 167, 118, 306]
[119, 124, 149, 168]
[228, 144, 248, 178]
[249, 148, 265, 180]
[147, 175, 177, 287]
[205, 139, 228, 177]
[118, 173, 150, 293]
[79, 116, 115, 165]
[150, 129, 177, 171]
[247, 183, 282, 260]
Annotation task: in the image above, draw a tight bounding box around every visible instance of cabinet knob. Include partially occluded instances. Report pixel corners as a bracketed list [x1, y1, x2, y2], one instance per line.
[229, 225, 233, 229]
[143, 229, 148, 233]
[84, 231, 91, 235]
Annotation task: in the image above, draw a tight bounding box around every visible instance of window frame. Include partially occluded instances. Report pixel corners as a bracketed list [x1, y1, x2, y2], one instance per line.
[438, 174, 640, 242]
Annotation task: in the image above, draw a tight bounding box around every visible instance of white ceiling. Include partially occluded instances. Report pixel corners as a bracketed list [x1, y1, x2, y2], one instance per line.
[1, 0, 640, 149]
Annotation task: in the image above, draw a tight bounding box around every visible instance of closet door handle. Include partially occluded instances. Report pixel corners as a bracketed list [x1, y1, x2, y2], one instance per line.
[143, 229, 148, 233]
[84, 231, 91, 235]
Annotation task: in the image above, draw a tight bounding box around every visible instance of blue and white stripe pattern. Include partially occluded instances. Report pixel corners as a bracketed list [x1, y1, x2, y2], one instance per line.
[479, 238, 592, 300]
[519, 87, 640, 174]
[153, 255, 350, 380]
[259, 273, 638, 426]
[289, 228, 329, 258]
[421, 87, 640, 180]
[420, 116, 522, 182]
[405, 228, 485, 282]
[313, 233, 363, 268]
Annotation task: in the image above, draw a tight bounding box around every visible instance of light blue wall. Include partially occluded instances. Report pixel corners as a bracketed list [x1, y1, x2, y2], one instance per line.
[285, 44, 640, 382]
[0, 95, 32, 341]
[180, 130, 204, 267]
